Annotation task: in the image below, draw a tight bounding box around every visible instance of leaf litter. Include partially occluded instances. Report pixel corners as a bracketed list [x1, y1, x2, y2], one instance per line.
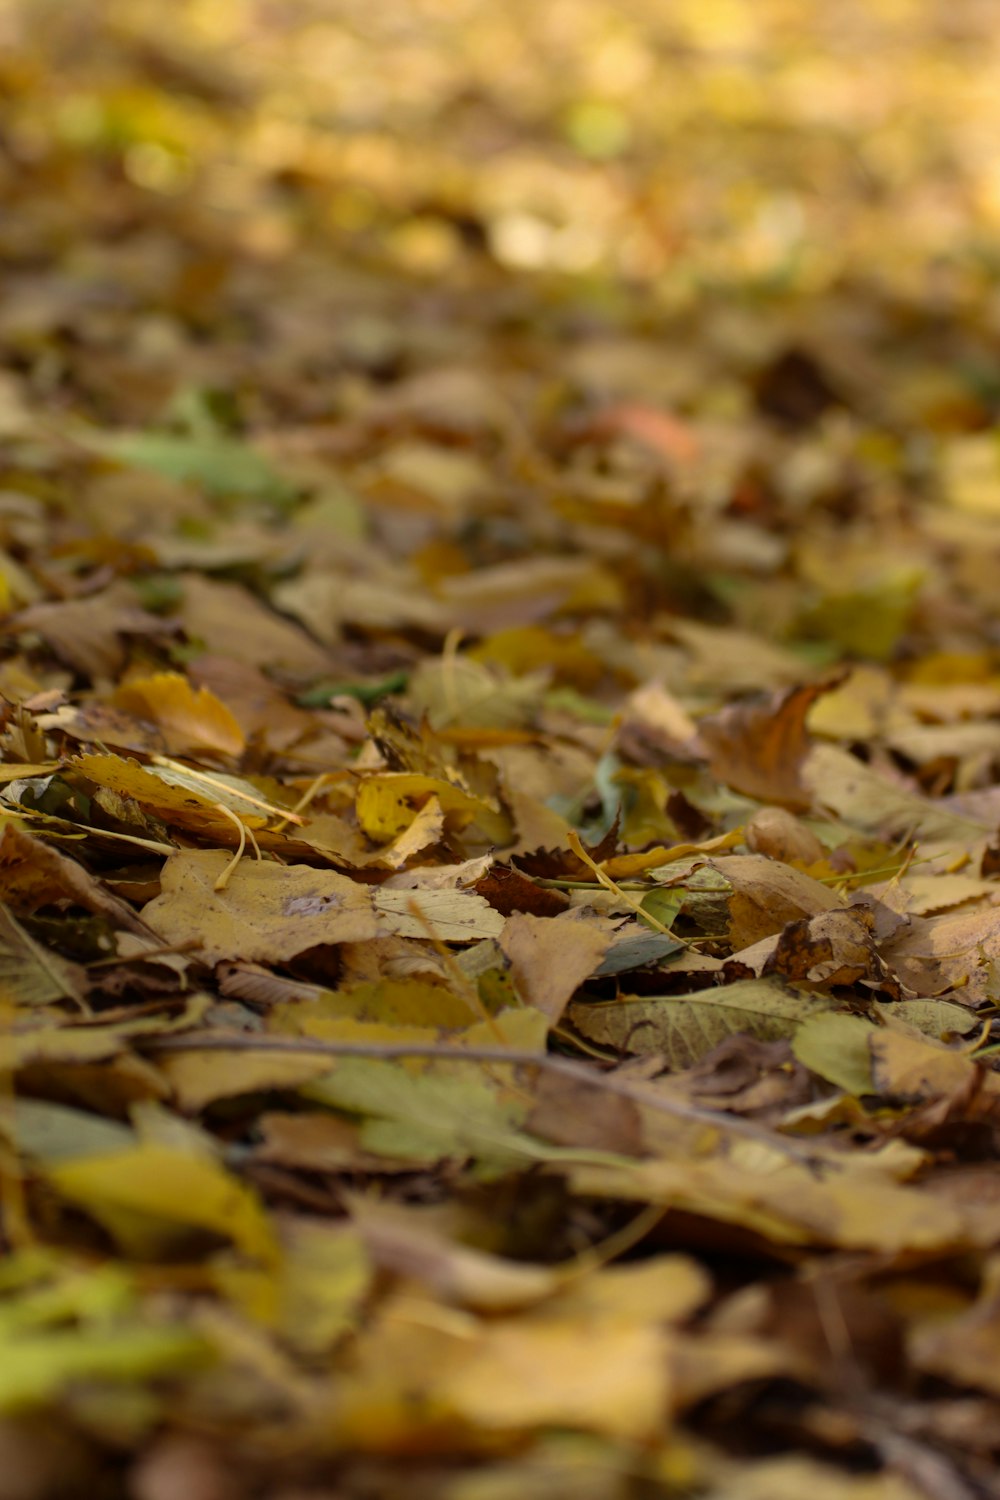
[5, 2, 1000, 1497]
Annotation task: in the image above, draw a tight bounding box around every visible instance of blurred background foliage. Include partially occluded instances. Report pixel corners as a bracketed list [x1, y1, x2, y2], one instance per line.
[6, 0, 1000, 295]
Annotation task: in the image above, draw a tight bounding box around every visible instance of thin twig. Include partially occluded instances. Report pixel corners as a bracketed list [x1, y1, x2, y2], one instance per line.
[143, 1031, 829, 1165]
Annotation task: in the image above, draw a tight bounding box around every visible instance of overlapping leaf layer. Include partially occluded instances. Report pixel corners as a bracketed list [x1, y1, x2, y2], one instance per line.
[4, 3, 1000, 1496]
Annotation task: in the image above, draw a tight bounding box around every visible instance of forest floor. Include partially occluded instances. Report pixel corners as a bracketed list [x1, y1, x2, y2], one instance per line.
[5, 3, 1000, 1497]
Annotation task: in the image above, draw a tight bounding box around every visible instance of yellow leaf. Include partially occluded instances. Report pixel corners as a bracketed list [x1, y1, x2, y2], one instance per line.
[336, 1291, 670, 1444]
[219, 1219, 371, 1355]
[601, 828, 742, 879]
[0, 1324, 206, 1412]
[552, 1256, 710, 1326]
[48, 1144, 278, 1262]
[356, 772, 506, 844]
[112, 671, 245, 756]
[141, 850, 376, 963]
[158, 1048, 337, 1114]
[439, 1316, 668, 1438]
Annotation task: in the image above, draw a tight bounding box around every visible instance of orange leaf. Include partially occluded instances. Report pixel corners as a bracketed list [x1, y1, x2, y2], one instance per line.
[112, 672, 246, 757]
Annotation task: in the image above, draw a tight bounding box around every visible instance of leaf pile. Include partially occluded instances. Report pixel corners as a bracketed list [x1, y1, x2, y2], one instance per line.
[5, 3, 1000, 1497]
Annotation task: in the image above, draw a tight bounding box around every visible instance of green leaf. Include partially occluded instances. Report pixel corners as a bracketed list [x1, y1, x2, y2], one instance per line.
[296, 671, 410, 709]
[792, 1013, 875, 1095]
[638, 888, 684, 934]
[84, 429, 296, 506]
[304, 1059, 540, 1168]
[0, 1325, 207, 1412]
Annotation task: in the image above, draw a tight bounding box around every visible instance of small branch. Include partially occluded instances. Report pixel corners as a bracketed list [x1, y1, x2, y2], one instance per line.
[143, 1031, 827, 1165]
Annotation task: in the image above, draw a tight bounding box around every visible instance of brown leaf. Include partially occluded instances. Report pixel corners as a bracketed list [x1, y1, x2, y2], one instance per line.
[13, 582, 177, 680]
[175, 574, 333, 675]
[685, 1036, 813, 1120]
[0, 822, 152, 936]
[743, 805, 826, 864]
[498, 909, 611, 1022]
[527, 1069, 644, 1155]
[762, 908, 895, 992]
[697, 673, 847, 811]
[473, 864, 569, 917]
[869, 1028, 1000, 1105]
[711, 854, 843, 950]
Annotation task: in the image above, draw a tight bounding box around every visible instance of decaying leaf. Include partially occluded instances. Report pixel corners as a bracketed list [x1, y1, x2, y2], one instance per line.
[697, 675, 845, 810]
[0, 903, 88, 1006]
[9, 6, 1000, 1492]
[568, 979, 832, 1066]
[141, 851, 377, 963]
[710, 854, 844, 949]
[498, 908, 611, 1021]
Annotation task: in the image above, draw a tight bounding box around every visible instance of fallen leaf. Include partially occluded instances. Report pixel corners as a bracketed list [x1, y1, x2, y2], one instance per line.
[47, 1144, 278, 1261]
[710, 854, 843, 949]
[88, 427, 295, 505]
[0, 1324, 206, 1414]
[0, 903, 88, 1007]
[373, 886, 506, 941]
[141, 851, 376, 963]
[697, 676, 845, 810]
[803, 744, 990, 841]
[111, 672, 245, 757]
[303, 1059, 537, 1169]
[869, 1027, 999, 1104]
[568, 979, 832, 1066]
[792, 1012, 876, 1095]
[762, 908, 890, 990]
[498, 909, 611, 1022]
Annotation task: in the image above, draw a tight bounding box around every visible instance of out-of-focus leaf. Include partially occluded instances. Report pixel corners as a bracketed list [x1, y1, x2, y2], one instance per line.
[47, 1144, 278, 1261]
[85, 429, 296, 505]
[871, 997, 980, 1040]
[802, 745, 991, 841]
[304, 1060, 539, 1168]
[111, 672, 245, 757]
[793, 1012, 876, 1095]
[3, 1100, 134, 1162]
[296, 671, 409, 709]
[571, 1144, 1000, 1254]
[156, 1047, 339, 1114]
[335, 1289, 670, 1444]
[697, 677, 843, 810]
[0, 1324, 207, 1413]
